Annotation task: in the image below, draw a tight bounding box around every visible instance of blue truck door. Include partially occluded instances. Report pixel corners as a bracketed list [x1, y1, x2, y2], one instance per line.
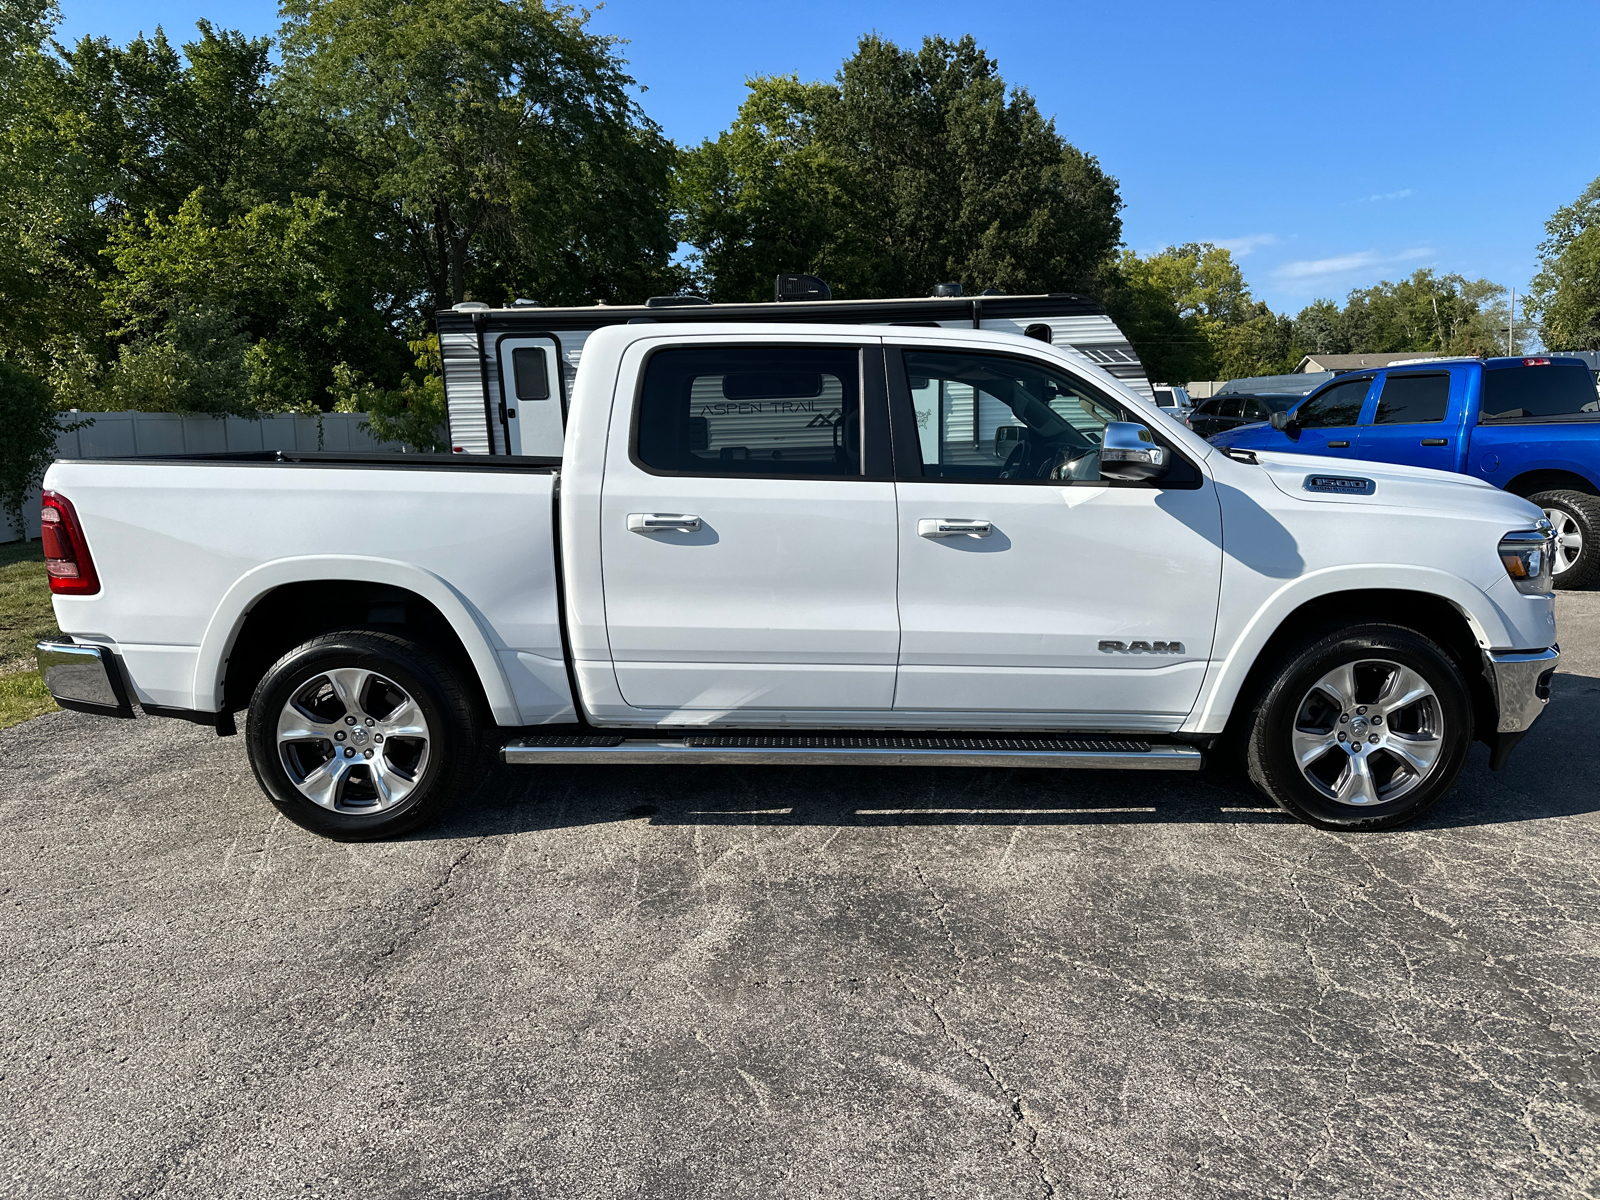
[1354, 369, 1459, 472]
[1283, 374, 1373, 457]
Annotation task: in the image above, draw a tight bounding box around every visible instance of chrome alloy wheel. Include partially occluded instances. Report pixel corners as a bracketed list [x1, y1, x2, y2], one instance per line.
[1290, 659, 1444, 807]
[276, 667, 430, 812]
[1543, 506, 1583, 575]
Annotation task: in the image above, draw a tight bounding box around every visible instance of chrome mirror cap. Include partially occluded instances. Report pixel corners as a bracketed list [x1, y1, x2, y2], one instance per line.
[1100, 421, 1169, 481]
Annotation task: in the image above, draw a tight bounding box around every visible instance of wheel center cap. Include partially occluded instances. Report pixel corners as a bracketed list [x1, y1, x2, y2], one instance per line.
[350, 726, 370, 746]
[1348, 716, 1370, 738]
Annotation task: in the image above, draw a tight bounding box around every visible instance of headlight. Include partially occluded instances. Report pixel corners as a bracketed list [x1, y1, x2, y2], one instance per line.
[1499, 521, 1555, 594]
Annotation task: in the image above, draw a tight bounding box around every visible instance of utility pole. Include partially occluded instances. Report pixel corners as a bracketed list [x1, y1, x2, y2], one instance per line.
[1507, 287, 1516, 355]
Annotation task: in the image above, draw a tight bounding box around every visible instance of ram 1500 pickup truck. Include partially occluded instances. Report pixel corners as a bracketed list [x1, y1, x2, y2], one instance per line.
[1209, 355, 1600, 587]
[35, 322, 1559, 839]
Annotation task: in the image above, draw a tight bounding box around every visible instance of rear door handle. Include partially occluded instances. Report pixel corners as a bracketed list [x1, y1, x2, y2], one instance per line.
[1420, 438, 1448, 446]
[627, 513, 702, 533]
[919, 518, 992, 538]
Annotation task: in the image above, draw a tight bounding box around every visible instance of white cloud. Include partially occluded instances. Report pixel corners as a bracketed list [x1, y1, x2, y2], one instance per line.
[1212, 233, 1278, 256]
[1270, 246, 1433, 283]
[1356, 188, 1413, 203]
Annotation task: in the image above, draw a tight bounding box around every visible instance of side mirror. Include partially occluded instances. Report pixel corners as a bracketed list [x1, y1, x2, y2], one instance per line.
[1099, 421, 1169, 482]
[1268, 409, 1299, 434]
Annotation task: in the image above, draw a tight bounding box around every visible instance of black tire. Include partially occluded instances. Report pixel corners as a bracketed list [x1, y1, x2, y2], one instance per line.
[245, 630, 483, 840]
[1243, 623, 1473, 830]
[1528, 490, 1600, 590]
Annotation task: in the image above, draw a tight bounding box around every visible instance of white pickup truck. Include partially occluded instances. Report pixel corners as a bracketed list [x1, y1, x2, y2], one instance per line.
[36, 321, 1559, 838]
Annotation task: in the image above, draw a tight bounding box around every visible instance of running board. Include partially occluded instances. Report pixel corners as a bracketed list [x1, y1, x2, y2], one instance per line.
[500, 734, 1203, 771]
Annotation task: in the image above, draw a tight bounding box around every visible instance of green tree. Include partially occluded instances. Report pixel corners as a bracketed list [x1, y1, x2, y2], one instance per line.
[277, 0, 678, 310]
[1528, 175, 1600, 351]
[0, 360, 87, 537]
[1106, 243, 1293, 383]
[675, 34, 1122, 302]
[331, 336, 448, 451]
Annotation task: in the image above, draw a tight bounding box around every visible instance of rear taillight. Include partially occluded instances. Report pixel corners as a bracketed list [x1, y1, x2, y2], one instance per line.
[39, 491, 99, 595]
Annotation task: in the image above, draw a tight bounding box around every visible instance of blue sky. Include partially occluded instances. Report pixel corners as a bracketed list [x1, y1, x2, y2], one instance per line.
[58, 0, 1600, 318]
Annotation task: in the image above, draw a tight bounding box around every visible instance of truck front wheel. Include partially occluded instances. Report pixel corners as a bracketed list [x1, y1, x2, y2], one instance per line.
[1243, 624, 1473, 830]
[1529, 490, 1600, 589]
[245, 630, 483, 840]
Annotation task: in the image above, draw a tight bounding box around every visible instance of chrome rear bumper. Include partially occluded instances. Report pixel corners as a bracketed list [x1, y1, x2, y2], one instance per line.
[35, 640, 135, 719]
[1483, 646, 1558, 734]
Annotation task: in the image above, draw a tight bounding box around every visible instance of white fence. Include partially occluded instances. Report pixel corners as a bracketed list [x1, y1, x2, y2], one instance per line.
[3, 411, 404, 543]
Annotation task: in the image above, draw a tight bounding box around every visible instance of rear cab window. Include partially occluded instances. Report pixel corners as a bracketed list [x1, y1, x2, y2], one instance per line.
[634, 345, 870, 476]
[1373, 372, 1451, 424]
[1480, 360, 1600, 422]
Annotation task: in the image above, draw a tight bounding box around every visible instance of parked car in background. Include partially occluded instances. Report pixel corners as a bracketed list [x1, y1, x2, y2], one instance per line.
[1211, 355, 1600, 587]
[1152, 385, 1192, 416]
[1186, 393, 1299, 439]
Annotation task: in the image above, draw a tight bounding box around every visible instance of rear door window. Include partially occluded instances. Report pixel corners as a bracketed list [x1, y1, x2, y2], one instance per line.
[635, 345, 864, 476]
[1373, 372, 1450, 424]
[1481, 362, 1600, 421]
[1294, 377, 1371, 427]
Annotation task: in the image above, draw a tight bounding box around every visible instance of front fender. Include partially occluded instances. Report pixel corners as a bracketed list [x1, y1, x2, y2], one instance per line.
[194, 555, 521, 725]
[1182, 564, 1515, 735]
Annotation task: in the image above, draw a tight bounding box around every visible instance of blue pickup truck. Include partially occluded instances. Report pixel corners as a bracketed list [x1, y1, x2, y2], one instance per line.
[1210, 355, 1600, 587]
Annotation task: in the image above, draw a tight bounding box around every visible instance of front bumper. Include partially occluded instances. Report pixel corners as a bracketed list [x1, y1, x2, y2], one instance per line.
[1481, 646, 1558, 771]
[1483, 646, 1559, 733]
[35, 639, 135, 719]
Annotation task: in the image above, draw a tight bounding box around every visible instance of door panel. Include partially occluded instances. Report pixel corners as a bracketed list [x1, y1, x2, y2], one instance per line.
[1355, 370, 1459, 472]
[887, 346, 1222, 721]
[495, 336, 564, 456]
[1284, 374, 1374, 458]
[599, 340, 899, 712]
[894, 482, 1221, 716]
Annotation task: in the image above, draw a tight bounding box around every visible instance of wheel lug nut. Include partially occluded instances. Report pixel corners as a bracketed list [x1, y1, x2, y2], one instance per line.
[1352, 742, 1362, 752]
[343, 747, 355, 758]
[363, 749, 374, 759]
[1356, 706, 1367, 715]
[1338, 732, 1347, 741]
[335, 731, 345, 742]
[1371, 715, 1382, 725]
[1340, 714, 1349, 723]
[373, 734, 383, 743]
[365, 718, 375, 726]
[344, 715, 356, 725]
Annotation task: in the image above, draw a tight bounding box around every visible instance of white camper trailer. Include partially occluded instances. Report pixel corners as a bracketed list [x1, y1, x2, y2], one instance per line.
[436, 278, 1154, 457]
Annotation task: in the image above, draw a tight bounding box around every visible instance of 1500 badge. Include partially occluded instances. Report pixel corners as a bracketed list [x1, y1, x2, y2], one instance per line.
[1098, 640, 1184, 653]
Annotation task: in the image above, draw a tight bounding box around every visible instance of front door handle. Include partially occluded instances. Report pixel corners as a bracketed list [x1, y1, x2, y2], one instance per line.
[919, 518, 992, 538]
[628, 513, 702, 533]
[1420, 438, 1448, 446]
[1327, 440, 1350, 448]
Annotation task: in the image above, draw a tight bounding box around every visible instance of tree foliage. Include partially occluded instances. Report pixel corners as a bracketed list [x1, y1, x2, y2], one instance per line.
[0, 0, 678, 440]
[676, 35, 1123, 301]
[0, 361, 87, 537]
[278, 0, 679, 310]
[1528, 175, 1600, 351]
[1112, 245, 1517, 384]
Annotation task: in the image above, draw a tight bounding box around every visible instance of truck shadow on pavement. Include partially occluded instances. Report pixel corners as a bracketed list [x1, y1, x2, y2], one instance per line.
[426, 672, 1600, 839]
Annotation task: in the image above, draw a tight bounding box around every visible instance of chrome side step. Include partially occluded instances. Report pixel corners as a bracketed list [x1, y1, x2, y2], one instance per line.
[501, 734, 1203, 771]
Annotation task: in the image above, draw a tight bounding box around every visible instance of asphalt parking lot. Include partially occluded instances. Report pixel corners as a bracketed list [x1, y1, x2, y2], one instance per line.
[2, 600, 1598, 1200]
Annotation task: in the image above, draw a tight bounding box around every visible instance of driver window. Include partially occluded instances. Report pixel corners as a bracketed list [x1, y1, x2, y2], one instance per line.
[900, 349, 1180, 485]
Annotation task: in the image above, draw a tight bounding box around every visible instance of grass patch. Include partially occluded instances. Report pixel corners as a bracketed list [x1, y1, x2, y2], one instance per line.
[0, 540, 60, 729]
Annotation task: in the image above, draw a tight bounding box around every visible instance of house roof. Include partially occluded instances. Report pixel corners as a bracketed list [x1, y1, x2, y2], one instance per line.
[1295, 353, 1444, 373]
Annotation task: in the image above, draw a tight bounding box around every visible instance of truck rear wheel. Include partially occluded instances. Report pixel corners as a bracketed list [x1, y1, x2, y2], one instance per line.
[1529, 490, 1600, 589]
[1243, 624, 1472, 830]
[245, 630, 483, 840]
